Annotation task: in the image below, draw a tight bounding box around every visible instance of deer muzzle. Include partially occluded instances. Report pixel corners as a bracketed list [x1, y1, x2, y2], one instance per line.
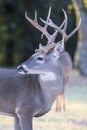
[17, 64, 28, 74]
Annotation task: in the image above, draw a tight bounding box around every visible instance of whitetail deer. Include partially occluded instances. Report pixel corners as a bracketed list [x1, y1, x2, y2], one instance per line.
[0, 7, 81, 130]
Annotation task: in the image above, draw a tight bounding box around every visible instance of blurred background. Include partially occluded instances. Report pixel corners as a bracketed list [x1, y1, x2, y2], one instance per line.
[0, 0, 87, 76]
[0, 0, 87, 130]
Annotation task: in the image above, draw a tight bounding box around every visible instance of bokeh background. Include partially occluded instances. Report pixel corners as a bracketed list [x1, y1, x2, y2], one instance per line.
[0, 0, 83, 69]
[0, 0, 87, 130]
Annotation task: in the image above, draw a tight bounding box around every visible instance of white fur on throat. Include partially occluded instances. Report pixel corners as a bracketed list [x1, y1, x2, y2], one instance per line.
[40, 72, 56, 81]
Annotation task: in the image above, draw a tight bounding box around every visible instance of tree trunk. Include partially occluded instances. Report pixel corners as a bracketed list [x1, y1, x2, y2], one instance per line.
[76, 0, 87, 75]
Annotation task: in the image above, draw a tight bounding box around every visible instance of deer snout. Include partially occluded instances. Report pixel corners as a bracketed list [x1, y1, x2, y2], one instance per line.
[17, 64, 28, 73]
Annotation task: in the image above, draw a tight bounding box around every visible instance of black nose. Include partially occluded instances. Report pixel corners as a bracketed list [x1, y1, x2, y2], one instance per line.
[17, 65, 26, 72]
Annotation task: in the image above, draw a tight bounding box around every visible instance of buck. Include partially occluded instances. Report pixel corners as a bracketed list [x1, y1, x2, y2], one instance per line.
[0, 7, 81, 130]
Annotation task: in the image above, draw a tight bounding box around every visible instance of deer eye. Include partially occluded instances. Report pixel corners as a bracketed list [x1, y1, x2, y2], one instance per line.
[36, 56, 44, 63]
[37, 57, 44, 61]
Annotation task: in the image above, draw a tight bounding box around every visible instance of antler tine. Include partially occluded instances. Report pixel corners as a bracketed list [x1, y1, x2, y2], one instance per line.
[60, 19, 65, 29]
[65, 18, 81, 41]
[25, 11, 51, 42]
[41, 6, 52, 39]
[62, 9, 68, 31]
[56, 9, 68, 49]
[34, 10, 38, 22]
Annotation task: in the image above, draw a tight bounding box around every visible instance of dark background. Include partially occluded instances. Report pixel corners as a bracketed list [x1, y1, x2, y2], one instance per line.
[0, 0, 78, 67]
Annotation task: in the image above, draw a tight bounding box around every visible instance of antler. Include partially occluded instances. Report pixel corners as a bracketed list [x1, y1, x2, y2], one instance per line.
[25, 7, 81, 54]
[41, 6, 51, 39]
[25, 7, 66, 46]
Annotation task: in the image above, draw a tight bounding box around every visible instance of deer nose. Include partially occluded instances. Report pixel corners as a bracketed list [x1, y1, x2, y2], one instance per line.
[17, 65, 27, 73]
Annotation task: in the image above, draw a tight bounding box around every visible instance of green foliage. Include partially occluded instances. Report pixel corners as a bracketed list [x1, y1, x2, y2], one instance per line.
[83, 0, 87, 12]
[83, 0, 87, 8]
[0, 0, 77, 66]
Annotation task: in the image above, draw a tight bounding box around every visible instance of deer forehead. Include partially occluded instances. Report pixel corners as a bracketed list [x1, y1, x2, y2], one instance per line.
[32, 53, 53, 62]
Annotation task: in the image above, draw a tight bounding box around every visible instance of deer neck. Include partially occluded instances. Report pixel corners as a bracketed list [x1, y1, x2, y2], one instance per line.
[38, 70, 63, 105]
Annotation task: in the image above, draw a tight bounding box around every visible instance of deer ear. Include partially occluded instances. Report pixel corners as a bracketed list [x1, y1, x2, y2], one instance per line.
[53, 43, 64, 60]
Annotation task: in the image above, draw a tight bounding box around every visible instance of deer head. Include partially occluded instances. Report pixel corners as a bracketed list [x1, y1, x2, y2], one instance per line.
[17, 7, 81, 74]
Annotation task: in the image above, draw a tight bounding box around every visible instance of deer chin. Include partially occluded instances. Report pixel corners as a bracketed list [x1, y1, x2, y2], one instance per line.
[18, 71, 27, 74]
